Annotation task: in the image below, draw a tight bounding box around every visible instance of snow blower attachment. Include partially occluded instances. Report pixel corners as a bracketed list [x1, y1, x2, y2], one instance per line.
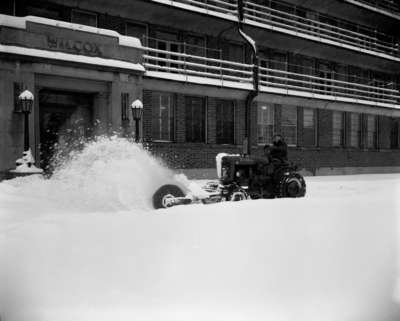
[152, 154, 306, 209]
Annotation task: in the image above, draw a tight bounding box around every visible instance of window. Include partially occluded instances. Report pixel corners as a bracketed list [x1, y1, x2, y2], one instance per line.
[152, 31, 181, 70]
[303, 108, 316, 146]
[224, 42, 244, 63]
[185, 96, 206, 143]
[390, 118, 399, 149]
[366, 115, 377, 149]
[216, 99, 235, 144]
[0, 0, 15, 15]
[121, 93, 129, 121]
[350, 113, 360, 148]
[152, 92, 174, 141]
[318, 62, 335, 93]
[185, 34, 206, 57]
[257, 103, 274, 145]
[269, 51, 287, 86]
[126, 22, 147, 44]
[26, 5, 61, 20]
[71, 9, 97, 27]
[332, 111, 345, 147]
[185, 35, 206, 72]
[281, 105, 297, 145]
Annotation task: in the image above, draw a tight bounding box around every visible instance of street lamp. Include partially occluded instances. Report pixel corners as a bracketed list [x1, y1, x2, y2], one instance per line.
[8, 90, 43, 176]
[19, 89, 34, 151]
[131, 99, 143, 143]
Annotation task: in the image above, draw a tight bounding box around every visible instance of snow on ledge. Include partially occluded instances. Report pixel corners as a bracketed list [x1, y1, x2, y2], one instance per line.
[0, 44, 145, 72]
[343, 0, 400, 21]
[0, 14, 142, 49]
[149, 1, 400, 63]
[145, 71, 400, 110]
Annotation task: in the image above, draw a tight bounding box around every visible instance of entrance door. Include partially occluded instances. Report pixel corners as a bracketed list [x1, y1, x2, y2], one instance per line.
[39, 90, 93, 172]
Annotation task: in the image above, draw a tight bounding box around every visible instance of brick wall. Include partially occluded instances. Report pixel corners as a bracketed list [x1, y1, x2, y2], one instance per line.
[143, 89, 400, 172]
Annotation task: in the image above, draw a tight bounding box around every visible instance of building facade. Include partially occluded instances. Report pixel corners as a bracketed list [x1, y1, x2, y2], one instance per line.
[1, 0, 400, 178]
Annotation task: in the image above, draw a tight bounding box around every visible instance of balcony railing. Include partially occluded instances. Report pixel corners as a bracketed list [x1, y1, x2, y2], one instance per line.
[153, 0, 400, 58]
[244, 1, 399, 57]
[143, 45, 400, 106]
[346, 0, 400, 14]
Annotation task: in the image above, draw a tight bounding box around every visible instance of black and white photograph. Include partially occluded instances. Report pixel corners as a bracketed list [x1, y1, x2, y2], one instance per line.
[0, 0, 399, 320]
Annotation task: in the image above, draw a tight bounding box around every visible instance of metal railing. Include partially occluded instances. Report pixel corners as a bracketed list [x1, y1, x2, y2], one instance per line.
[244, 0, 400, 57]
[165, 0, 237, 15]
[143, 45, 400, 105]
[144, 46, 253, 83]
[347, 0, 400, 14]
[153, 0, 400, 58]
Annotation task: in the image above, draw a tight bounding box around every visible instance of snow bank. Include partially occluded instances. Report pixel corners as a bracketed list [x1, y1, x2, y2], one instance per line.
[0, 136, 182, 213]
[0, 141, 399, 321]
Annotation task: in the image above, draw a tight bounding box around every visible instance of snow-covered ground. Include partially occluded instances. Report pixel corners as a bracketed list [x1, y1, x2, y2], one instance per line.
[0, 137, 399, 321]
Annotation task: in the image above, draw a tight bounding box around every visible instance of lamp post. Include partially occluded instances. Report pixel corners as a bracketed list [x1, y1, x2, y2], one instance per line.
[8, 89, 43, 176]
[19, 90, 34, 151]
[131, 99, 143, 143]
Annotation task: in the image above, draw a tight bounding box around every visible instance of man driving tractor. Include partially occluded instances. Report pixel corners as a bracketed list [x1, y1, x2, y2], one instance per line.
[264, 134, 288, 164]
[251, 134, 289, 198]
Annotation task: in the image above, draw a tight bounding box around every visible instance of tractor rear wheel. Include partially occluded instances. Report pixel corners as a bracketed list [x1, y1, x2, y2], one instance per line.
[277, 172, 306, 198]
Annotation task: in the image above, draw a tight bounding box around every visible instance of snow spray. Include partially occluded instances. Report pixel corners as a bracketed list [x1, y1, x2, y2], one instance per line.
[0, 136, 183, 213]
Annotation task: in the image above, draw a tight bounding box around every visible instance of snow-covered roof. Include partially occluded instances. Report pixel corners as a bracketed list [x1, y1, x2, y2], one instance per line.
[0, 14, 142, 49]
[0, 44, 145, 72]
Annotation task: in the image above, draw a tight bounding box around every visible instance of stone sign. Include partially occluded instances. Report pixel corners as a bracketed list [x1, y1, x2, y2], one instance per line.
[47, 35, 102, 56]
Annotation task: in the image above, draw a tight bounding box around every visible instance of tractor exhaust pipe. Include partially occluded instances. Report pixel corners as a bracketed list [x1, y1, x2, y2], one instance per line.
[237, 0, 259, 156]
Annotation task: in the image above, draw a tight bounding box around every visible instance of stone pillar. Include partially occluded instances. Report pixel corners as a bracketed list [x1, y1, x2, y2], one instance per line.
[378, 115, 391, 149]
[175, 94, 185, 143]
[207, 97, 216, 144]
[93, 90, 111, 136]
[318, 109, 333, 147]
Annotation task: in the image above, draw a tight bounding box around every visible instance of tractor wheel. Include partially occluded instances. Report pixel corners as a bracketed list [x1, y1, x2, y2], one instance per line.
[152, 184, 185, 209]
[277, 172, 306, 198]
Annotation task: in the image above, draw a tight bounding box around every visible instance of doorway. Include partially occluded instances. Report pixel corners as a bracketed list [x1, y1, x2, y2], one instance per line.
[39, 89, 94, 172]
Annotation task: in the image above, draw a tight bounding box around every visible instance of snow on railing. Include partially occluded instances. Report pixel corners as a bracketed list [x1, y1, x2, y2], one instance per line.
[346, 0, 400, 15]
[143, 46, 253, 84]
[243, 1, 400, 57]
[154, 0, 400, 58]
[143, 46, 400, 105]
[258, 66, 400, 104]
[163, 0, 238, 15]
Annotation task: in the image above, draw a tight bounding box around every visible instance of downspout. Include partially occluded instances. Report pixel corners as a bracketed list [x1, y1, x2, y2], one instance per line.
[237, 0, 259, 156]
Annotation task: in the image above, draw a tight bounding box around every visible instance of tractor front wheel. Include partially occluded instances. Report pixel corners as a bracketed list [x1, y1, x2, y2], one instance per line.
[152, 184, 185, 209]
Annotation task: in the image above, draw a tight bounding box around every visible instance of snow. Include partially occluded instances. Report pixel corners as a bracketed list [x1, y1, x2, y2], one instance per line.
[0, 137, 399, 321]
[0, 44, 145, 72]
[148, 1, 399, 62]
[343, 0, 400, 21]
[243, 18, 400, 63]
[131, 99, 143, 109]
[10, 149, 43, 174]
[238, 29, 257, 54]
[145, 71, 400, 109]
[0, 14, 142, 49]
[18, 90, 34, 101]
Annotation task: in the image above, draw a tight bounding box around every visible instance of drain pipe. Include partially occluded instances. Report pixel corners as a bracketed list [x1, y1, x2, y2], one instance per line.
[237, 0, 259, 156]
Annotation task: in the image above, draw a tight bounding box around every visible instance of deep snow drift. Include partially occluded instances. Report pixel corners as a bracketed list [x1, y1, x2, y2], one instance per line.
[0, 136, 187, 214]
[0, 137, 399, 321]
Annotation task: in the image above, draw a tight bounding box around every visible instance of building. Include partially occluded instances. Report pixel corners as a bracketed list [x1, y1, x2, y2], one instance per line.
[0, 0, 399, 178]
